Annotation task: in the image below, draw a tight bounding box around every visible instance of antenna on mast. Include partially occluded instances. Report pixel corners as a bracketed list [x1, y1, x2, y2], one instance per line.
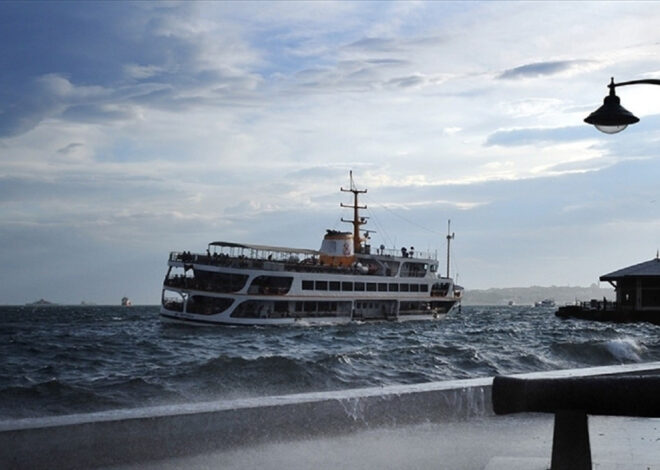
[446, 219, 455, 278]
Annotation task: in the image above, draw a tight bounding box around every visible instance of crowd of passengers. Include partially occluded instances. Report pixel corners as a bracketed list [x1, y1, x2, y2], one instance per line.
[175, 249, 430, 279]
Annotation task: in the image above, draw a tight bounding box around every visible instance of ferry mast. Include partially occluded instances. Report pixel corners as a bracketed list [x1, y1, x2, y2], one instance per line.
[446, 219, 455, 278]
[340, 171, 367, 254]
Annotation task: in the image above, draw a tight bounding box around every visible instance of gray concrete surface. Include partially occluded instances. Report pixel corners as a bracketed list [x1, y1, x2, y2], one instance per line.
[109, 415, 660, 470]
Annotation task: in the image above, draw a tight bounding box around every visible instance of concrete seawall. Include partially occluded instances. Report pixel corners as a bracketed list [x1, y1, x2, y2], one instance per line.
[2, 362, 659, 469]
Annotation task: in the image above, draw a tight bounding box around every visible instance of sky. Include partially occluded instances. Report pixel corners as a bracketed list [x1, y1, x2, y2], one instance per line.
[2, 1, 660, 304]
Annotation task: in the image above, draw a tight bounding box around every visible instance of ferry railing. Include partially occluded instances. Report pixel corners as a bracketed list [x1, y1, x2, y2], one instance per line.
[171, 252, 400, 277]
[374, 247, 436, 259]
[492, 375, 660, 470]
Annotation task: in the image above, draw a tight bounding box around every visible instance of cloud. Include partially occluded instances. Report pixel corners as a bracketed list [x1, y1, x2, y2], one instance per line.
[0, 2, 264, 138]
[387, 74, 427, 89]
[485, 126, 594, 146]
[543, 157, 618, 175]
[346, 37, 399, 53]
[286, 166, 350, 181]
[56, 143, 84, 155]
[498, 60, 596, 80]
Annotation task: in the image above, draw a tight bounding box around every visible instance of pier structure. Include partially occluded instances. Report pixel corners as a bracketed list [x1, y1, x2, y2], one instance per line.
[557, 256, 660, 324]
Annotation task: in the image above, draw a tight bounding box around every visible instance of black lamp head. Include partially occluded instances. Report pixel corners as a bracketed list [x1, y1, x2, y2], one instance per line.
[584, 79, 639, 134]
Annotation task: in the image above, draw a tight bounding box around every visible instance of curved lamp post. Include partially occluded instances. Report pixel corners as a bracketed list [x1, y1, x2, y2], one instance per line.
[585, 77, 660, 134]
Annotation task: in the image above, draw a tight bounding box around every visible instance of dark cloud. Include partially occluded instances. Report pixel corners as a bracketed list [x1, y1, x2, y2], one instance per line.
[367, 58, 409, 66]
[57, 143, 84, 155]
[0, 2, 260, 137]
[61, 104, 136, 123]
[498, 60, 594, 80]
[346, 37, 398, 52]
[387, 75, 426, 88]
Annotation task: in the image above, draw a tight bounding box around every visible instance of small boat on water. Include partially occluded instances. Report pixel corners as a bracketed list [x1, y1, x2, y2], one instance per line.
[535, 299, 555, 308]
[160, 173, 463, 326]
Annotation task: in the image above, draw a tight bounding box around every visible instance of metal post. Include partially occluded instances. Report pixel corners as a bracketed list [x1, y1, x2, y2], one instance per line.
[551, 410, 591, 470]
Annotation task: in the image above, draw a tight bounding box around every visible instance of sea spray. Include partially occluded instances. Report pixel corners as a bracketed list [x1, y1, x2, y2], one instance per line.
[603, 337, 645, 362]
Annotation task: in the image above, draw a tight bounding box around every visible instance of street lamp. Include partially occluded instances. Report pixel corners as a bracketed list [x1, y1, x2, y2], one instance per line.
[585, 77, 660, 134]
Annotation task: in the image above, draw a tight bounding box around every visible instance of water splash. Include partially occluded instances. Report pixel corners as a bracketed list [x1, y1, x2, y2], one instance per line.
[603, 338, 645, 362]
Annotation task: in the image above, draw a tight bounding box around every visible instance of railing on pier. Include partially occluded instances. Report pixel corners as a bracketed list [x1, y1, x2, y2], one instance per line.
[492, 375, 660, 470]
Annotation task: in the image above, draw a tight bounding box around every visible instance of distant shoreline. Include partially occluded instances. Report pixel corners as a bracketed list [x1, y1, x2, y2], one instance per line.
[461, 285, 614, 306]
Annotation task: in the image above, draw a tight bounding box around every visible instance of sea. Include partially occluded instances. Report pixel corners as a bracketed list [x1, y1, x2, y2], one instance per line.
[1, 304, 659, 420]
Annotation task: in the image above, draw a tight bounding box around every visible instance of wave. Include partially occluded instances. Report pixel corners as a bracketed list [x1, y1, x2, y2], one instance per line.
[603, 338, 645, 362]
[551, 337, 646, 365]
[2, 305, 660, 418]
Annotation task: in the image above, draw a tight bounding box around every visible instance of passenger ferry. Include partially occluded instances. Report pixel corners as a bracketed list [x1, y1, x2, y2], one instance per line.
[160, 174, 463, 326]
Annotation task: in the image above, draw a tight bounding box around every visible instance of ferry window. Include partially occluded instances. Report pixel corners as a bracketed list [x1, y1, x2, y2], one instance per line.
[400, 284, 409, 292]
[193, 271, 248, 292]
[187, 296, 233, 315]
[329, 281, 340, 291]
[342, 282, 353, 291]
[249, 276, 293, 295]
[389, 283, 399, 292]
[430, 264, 438, 273]
[315, 281, 328, 291]
[401, 262, 426, 278]
[378, 283, 387, 292]
[304, 302, 316, 312]
[420, 284, 428, 292]
[410, 284, 419, 292]
[302, 280, 314, 290]
[295, 302, 303, 312]
[355, 282, 365, 291]
[366, 283, 377, 292]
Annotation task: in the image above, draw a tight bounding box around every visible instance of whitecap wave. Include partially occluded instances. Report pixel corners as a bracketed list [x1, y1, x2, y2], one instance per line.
[603, 338, 645, 362]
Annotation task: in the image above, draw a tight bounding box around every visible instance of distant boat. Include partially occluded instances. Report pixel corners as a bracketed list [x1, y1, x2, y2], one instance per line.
[535, 299, 555, 307]
[121, 297, 132, 307]
[26, 299, 56, 306]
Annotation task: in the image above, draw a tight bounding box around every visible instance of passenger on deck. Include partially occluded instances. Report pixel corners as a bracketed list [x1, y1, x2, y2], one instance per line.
[401, 247, 408, 258]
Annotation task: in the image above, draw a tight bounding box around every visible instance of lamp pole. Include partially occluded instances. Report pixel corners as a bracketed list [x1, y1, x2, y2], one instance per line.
[585, 77, 660, 134]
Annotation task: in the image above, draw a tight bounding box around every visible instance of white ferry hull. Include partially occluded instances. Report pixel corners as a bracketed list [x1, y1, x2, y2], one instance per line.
[159, 310, 451, 326]
[159, 308, 354, 327]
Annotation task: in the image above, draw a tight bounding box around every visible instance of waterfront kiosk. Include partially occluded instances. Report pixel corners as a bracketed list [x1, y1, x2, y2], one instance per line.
[558, 256, 660, 324]
[600, 257, 660, 317]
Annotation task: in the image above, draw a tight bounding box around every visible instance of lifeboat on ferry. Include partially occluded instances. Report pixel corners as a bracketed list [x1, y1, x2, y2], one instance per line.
[319, 230, 355, 267]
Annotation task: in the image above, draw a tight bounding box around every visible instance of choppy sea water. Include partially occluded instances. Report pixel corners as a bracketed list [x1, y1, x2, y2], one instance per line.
[1, 305, 659, 419]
